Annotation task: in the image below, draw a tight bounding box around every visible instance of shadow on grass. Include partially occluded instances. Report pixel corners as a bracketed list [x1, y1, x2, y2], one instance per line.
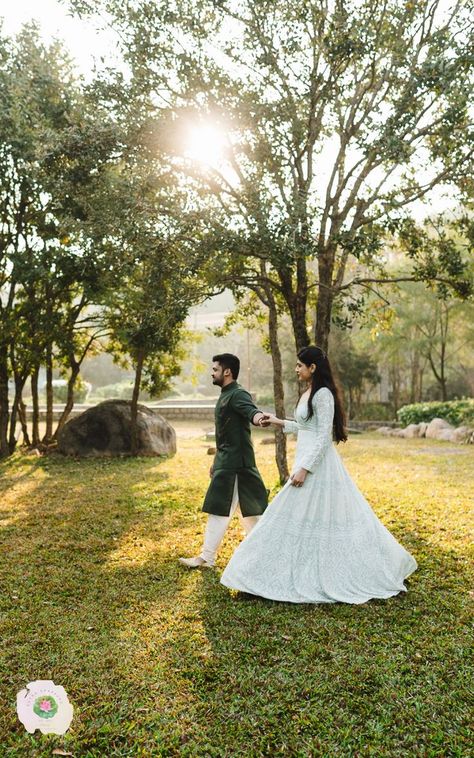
[187, 529, 472, 756]
[0, 453, 202, 754]
[0, 452, 472, 756]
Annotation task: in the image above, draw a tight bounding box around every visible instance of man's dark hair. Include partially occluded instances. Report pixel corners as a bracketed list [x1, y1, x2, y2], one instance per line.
[213, 353, 240, 380]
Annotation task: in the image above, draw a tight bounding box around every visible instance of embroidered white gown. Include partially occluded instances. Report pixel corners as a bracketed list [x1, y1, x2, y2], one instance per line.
[220, 387, 417, 604]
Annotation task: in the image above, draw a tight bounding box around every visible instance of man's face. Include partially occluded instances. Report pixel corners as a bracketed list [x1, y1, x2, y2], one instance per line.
[211, 361, 227, 386]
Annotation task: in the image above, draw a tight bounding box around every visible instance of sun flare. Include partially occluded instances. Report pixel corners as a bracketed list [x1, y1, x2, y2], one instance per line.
[184, 124, 227, 167]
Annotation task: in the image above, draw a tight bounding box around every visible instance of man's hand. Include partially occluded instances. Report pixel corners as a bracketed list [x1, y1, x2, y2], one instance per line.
[260, 413, 282, 427]
[209, 464, 214, 478]
[290, 468, 308, 487]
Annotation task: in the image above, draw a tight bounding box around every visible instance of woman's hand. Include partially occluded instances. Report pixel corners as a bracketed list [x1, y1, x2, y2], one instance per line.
[260, 413, 283, 427]
[290, 468, 308, 487]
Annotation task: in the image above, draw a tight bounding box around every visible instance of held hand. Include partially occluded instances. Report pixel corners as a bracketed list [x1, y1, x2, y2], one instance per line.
[260, 413, 280, 427]
[209, 465, 214, 478]
[290, 468, 308, 487]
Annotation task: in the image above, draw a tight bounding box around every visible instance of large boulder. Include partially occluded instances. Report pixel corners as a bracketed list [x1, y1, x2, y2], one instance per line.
[450, 425, 473, 443]
[57, 400, 176, 457]
[425, 417, 454, 440]
[399, 423, 422, 438]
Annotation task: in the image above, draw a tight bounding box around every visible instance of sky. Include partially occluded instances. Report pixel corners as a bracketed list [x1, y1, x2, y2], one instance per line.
[0, 0, 116, 77]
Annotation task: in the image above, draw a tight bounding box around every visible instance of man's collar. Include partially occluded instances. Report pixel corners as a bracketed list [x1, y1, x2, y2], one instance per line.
[221, 381, 238, 393]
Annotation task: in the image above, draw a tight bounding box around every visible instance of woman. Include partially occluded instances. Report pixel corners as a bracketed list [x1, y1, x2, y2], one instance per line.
[220, 346, 417, 604]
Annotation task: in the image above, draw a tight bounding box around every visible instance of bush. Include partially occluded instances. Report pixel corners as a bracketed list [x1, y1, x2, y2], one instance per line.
[353, 402, 395, 421]
[51, 378, 91, 404]
[93, 381, 135, 400]
[397, 399, 474, 427]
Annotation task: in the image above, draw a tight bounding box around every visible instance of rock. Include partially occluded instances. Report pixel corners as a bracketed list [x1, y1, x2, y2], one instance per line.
[391, 428, 406, 437]
[425, 417, 454, 440]
[376, 426, 394, 435]
[376, 417, 471, 444]
[436, 429, 456, 441]
[399, 423, 421, 438]
[418, 422, 428, 437]
[207, 446, 216, 455]
[57, 400, 176, 457]
[450, 426, 472, 443]
[260, 437, 275, 445]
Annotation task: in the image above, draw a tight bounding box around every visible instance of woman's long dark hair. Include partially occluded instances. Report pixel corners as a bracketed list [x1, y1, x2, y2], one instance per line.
[298, 346, 347, 444]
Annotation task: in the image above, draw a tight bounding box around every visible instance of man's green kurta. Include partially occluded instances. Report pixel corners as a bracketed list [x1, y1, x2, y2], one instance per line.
[202, 381, 268, 517]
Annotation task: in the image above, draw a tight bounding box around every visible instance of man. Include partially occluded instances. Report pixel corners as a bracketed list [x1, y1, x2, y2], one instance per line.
[179, 353, 268, 568]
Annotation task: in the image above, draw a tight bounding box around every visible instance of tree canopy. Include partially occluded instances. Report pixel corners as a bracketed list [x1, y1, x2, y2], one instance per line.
[69, 0, 474, 351]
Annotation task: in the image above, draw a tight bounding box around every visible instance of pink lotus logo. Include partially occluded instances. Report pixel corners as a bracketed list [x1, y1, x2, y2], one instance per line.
[33, 695, 58, 719]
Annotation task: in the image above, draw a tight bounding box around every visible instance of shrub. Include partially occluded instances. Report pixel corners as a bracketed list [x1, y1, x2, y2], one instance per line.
[354, 402, 395, 421]
[93, 381, 135, 400]
[51, 378, 91, 404]
[397, 399, 474, 427]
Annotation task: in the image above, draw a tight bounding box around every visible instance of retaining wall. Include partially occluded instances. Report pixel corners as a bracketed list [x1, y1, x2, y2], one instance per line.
[26, 404, 400, 428]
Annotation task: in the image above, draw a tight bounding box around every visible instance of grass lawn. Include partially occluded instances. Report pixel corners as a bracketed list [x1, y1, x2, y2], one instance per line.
[0, 425, 472, 757]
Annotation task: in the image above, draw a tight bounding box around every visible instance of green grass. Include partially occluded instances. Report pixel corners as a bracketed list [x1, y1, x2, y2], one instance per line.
[0, 430, 473, 757]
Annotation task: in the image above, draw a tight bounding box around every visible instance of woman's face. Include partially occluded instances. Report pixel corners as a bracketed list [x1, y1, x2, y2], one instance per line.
[296, 359, 316, 383]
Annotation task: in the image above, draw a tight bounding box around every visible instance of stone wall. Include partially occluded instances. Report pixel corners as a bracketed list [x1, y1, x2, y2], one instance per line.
[26, 403, 401, 427]
[28, 403, 217, 422]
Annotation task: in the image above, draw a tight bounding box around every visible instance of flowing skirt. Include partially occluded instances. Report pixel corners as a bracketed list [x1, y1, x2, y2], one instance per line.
[220, 446, 417, 604]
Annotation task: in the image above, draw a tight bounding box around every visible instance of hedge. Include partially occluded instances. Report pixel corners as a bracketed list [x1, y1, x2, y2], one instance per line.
[397, 399, 474, 427]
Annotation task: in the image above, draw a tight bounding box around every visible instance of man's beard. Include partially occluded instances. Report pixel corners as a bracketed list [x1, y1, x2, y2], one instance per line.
[212, 377, 223, 386]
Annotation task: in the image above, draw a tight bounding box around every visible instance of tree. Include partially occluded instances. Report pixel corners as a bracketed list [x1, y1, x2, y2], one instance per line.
[329, 329, 380, 419]
[373, 280, 474, 403]
[0, 25, 128, 455]
[69, 0, 473, 354]
[106, 247, 192, 455]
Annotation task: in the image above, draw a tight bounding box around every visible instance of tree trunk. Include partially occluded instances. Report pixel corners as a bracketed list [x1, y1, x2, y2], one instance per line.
[53, 360, 80, 440]
[18, 397, 30, 447]
[43, 343, 54, 444]
[418, 367, 424, 402]
[410, 352, 420, 404]
[348, 388, 354, 420]
[9, 391, 19, 454]
[439, 342, 448, 401]
[291, 290, 310, 351]
[267, 296, 289, 484]
[9, 379, 27, 454]
[0, 345, 10, 458]
[31, 366, 40, 446]
[130, 349, 144, 456]
[278, 271, 310, 351]
[9, 343, 29, 452]
[427, 350, 448, 402]
[390, 366, 401, 413]
[314, 258, 334, 353]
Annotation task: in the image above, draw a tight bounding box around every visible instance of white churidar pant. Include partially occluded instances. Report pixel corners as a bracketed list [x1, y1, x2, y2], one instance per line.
[199, 478, 260, 565]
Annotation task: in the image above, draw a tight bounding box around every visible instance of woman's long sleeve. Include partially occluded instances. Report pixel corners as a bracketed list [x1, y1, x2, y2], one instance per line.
[299, 388, 334, 473]
[283, 419, 299, 434]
